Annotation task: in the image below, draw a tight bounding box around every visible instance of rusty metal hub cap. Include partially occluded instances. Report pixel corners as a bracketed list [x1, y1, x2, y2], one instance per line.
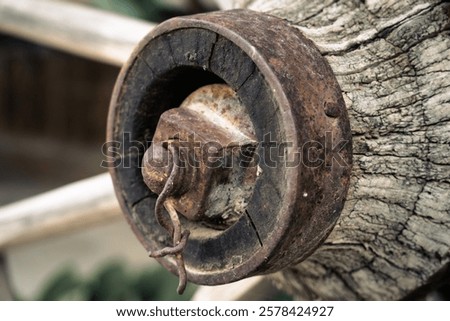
[107, 9, 352, 290]
[142, 84, 257, 226]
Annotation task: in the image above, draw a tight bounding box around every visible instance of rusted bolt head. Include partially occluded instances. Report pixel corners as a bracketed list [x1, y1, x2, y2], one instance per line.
[142, 84, 258, 224]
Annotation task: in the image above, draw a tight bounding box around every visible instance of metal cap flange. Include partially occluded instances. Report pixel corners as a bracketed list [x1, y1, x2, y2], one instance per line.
[107, 9, 352, 286]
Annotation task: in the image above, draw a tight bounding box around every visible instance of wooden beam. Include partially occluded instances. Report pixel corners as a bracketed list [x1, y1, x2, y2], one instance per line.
[0, 173, 121, 249]
[0, 0, 155, 66]
[231, 0, 450, 300]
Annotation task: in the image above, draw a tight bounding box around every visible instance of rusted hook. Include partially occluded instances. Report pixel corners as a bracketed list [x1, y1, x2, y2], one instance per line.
[148, 142, 190, 294]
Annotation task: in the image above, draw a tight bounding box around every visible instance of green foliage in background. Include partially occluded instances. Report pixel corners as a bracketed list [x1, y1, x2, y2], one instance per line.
[35, 261, 196, 301]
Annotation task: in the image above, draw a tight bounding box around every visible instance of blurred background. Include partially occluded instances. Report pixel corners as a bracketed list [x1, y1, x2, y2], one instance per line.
[0, 0, 221, 300]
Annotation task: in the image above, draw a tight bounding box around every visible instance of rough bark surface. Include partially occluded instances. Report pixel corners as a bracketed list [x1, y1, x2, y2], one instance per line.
[225, 0, 450, 300]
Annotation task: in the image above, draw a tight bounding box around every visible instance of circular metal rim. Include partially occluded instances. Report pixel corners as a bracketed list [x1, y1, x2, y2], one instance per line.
[107, 9, 352, 285]
[108, 24, 298, 284]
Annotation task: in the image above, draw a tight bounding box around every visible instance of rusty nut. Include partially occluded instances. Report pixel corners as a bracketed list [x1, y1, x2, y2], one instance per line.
[142, 84, 258, 225]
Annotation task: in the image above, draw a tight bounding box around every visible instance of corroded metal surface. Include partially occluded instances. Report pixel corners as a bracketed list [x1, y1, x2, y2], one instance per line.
[107, 9, 352, 286]
[142, 84, 258, 224]
[142, 84, 259, 292]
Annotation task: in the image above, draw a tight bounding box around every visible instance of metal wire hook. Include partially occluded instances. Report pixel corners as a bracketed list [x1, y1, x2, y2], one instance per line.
[148, 142, 190, 295]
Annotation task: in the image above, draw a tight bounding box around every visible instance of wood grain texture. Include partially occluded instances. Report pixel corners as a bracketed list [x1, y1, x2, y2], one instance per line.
[222, 0, 450, 300]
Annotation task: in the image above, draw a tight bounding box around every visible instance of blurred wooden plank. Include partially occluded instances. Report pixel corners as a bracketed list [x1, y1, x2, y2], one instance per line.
[0, 173, 122, 249]
[0, 0, 155, 66]
[192, 276, 277, 301]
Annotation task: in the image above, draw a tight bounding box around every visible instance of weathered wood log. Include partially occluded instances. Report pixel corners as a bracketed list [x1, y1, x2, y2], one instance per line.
[218, 0, 450, 300]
